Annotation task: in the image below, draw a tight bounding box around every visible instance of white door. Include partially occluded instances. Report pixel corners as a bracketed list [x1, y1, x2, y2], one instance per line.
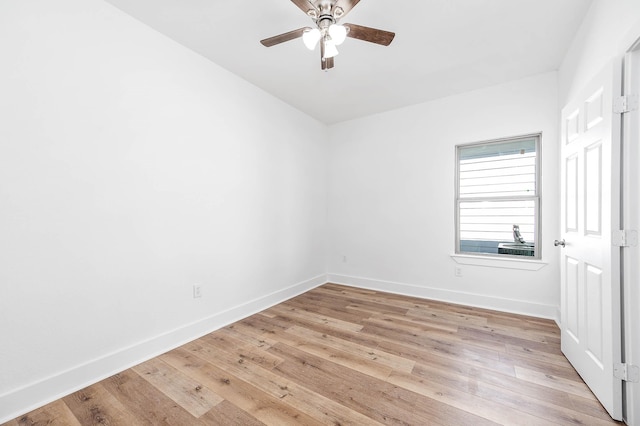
[560, 59, 623, 420]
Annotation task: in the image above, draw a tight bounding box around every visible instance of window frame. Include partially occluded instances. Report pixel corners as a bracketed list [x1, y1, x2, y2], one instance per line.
[455, 133, 542, 260]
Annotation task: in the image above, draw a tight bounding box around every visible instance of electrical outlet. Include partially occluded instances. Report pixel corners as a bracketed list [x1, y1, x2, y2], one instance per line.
[193, 284, 202, 298]
[454, 267, 463, 277]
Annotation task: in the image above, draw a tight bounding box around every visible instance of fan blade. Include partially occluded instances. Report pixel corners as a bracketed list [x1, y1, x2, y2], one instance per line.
[326, 57, 335, 69]
[320, 41, 334, 70]
[321, 57, 334, 70]
[260, 27, 309, 47]
[290, 0, 318, 15]
[344, 23, 395, 46]
[333, 0, 361, 18]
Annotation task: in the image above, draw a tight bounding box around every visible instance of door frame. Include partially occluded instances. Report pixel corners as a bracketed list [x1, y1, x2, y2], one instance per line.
[621, 31, 640, 426]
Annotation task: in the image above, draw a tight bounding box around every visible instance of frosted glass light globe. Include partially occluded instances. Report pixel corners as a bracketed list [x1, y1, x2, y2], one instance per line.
[328, 24, 347, 45]
[302, 28, 321, 50]
[323, 39, 339, 59]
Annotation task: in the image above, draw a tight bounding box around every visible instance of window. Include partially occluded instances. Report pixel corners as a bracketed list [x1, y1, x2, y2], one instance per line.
[456, 134, 541, 258]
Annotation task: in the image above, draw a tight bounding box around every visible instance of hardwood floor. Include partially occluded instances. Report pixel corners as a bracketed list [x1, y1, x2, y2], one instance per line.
[4, 283, 622, 425]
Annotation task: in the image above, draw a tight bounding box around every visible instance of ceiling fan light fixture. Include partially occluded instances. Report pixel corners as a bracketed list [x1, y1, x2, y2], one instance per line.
[323, 38, 339, 59]
[328, 24, 347, 45]
[302, 28, 321, 50]
[260, 0, 395, 70]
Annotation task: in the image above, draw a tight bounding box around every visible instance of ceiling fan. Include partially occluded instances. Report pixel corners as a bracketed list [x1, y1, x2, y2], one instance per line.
[260, 0, 395, 70]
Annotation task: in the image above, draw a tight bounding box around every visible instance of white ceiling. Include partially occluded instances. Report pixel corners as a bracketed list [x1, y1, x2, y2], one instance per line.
[104, 0, 592, 124]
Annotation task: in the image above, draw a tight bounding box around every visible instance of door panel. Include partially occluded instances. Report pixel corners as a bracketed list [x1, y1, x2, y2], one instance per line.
[584, 142, 602, 235]
[565, 256, 579, 341]
[585, 264, 603, 366]
[560, 59, 623, 420]
[566, 155, 578, 231]
[585, 88, 604, 130]
[566, 110, 580, 142]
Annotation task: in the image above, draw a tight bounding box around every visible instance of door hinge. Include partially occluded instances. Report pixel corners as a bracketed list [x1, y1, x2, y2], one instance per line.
[613, 94, 639, 114]
[612, 230, 638, 247]
[614, 363, 640, 382]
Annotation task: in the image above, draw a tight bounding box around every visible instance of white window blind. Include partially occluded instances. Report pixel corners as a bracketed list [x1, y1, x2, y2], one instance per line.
[459, 199, 536, 242]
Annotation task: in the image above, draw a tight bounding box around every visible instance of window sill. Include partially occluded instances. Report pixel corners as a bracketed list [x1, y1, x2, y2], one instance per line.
[451, 254, 548, 271]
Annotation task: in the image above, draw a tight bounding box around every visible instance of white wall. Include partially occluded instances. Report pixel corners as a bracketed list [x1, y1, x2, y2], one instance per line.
[559, 0, 640, 106]
[0, 0, 327, 421]
[327, 72, 560, 318]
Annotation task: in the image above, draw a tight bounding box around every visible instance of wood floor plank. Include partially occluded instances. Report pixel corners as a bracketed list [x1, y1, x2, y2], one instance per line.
[183, 338, 385, 425]
[200, 400, 267, 425]
[405, 305, 489, 327]
[232, 315, 400, 382]
[283, 296, 371, 325]
[378, 309, 461, 333]
[504, 343, 569, 366]
[411, 361, 616, 426]
[318, 285, 420, 309]
[201, 331, 284, 370]
[275, 329, 396, 381]
[132, 357, 223, 417]
[13, 400, 80, 426]
[286, 324, 416, 373]
[313, 289, 411, 315]
[487, 311, 561, 330]
[386, 370, 548, 425]
[366, 314, 508, 353]
[63, 382, 145, 425]
[161, 347, 325, 426]
[269, 342, 498, 426]
[514, 365, 598, 400]
[360, 319, 518, 376]
[500, 351, 584, 381]
[345, 301, 410, 318]
[221, 322, 279, 349]
[454, 314, 561, 345]
[263, 309, 385, 349]
[568, 393, 621, 421]
[3, 283, 621, 426]
[236, 312, 292, 335]
[267, 304, 364, 332]
[102, 369, 202, 425]
[406, 348, 575, 409]
[287, 290, 353, 310]
[374, 335, 518, 378]
[457, 325, 564, 356]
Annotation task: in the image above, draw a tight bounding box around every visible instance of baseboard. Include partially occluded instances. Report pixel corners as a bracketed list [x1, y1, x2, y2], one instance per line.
[327, 273, 558, 320]
[0, 274, 327, 424]
[554, 308, 561, 328]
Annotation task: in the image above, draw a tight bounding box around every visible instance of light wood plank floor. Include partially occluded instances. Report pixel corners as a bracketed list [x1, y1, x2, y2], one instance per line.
[4, 283, 622, 425]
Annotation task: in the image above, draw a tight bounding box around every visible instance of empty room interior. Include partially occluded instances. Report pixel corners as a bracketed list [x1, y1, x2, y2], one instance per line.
[2, 0, 640, 424]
